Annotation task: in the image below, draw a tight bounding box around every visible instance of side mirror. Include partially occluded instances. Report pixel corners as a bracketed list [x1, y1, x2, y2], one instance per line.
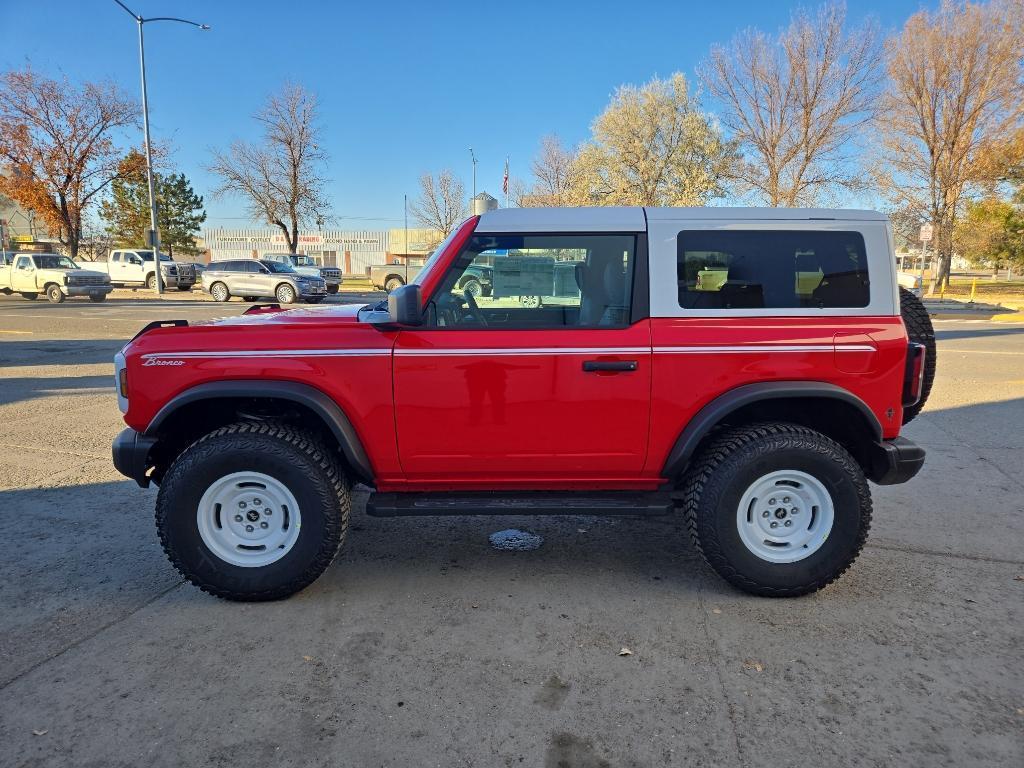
[386, 283, 423, 326]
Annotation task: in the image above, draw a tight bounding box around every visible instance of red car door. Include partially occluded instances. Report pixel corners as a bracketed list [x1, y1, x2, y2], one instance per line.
[391, 231, 653, 489]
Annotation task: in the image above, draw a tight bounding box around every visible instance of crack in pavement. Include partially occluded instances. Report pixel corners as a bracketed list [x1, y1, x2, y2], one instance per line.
[866, 541, 1023, 566]
[0, 579, 185, 692]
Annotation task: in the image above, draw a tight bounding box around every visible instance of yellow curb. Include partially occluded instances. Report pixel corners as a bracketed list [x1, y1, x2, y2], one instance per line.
[990, 313, 1024, 323]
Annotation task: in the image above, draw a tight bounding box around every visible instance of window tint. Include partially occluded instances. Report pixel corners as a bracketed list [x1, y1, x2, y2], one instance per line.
[429, 234, 635, 328]
[677, 230, 870, 310]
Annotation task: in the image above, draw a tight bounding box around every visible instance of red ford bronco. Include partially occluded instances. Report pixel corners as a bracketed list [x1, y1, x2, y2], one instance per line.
[112, 207, 933, 601]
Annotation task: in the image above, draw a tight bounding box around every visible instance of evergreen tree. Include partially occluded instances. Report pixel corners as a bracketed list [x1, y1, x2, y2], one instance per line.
[101, 151, 206, 256]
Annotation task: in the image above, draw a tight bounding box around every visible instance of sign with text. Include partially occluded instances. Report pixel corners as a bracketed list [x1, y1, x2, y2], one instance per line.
[919, 223, 933, 242]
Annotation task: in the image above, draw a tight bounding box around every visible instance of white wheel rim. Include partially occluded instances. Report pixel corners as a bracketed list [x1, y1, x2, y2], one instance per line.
[736, 470, 834, 563]
[196, 471, 301, 567]
[279, 286, 294, 302]
[212, 284, 226, 300]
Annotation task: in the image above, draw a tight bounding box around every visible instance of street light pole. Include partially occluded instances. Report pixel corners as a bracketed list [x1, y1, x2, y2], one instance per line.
[113, 1, 209, 295]
[469, 147, 477, 201]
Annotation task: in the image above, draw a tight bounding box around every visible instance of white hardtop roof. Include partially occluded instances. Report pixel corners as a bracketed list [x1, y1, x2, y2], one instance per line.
[475, 206, 886, 233]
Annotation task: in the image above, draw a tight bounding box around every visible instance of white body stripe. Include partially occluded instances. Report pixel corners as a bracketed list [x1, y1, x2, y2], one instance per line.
[142, 344, 875, 360]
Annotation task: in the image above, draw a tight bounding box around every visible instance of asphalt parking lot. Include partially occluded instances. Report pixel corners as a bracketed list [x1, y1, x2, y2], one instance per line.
[1, 295, 1022, 768]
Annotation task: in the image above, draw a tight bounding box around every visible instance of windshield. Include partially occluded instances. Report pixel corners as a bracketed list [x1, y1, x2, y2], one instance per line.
[262, 260, 295, 274]
[139, 252, 172, 262]
[292, 255, 318, 266]
[35, 254, 79, 270]
[411, 225, 467, 287]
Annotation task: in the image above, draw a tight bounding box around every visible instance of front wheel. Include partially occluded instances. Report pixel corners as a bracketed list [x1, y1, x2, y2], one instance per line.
[46, 284, 65, 303]
[210, 282, 230, 302]
[276, 283, 297, 304]
[326, 284, 339, 294]
[156, 422, 350, 601]
[461, 278, 483, 298]
[384, 277, 404, 293]
[89, 293, 107, 302]
[146, 273, 157, 290]
[681, 422, 871, 597]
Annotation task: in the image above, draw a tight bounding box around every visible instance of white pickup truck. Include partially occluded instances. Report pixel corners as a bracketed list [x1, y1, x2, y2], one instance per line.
[91, 249, 197, 290]
[0, 251, 113, 302]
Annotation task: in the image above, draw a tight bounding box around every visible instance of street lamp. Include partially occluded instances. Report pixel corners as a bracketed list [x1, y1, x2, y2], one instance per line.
[113, 0, 209, 294]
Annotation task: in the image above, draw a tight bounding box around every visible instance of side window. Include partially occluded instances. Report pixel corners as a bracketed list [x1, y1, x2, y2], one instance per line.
[428, 234, 636, 328]
[677, 230, 870, 310]
[246, 261, 261, 273]
[15, 256, 31, 270]
[112, 252, 121, 263]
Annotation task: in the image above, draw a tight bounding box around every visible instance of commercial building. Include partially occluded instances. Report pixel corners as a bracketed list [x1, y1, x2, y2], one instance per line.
[203, 226, 446, 275]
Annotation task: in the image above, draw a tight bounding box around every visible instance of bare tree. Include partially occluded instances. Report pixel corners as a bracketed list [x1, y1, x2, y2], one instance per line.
[874, 0, 1024, 290]
[210, 83, 328, 253]
[569, 73, 735, 206]
[0, 68, 138, 258]
[700, 2, 882, 206]
[523, 135, 577, 206]
[408, 169, 466, 240]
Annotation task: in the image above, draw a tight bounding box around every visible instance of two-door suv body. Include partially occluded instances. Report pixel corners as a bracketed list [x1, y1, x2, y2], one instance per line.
[112, 207, 931, 600]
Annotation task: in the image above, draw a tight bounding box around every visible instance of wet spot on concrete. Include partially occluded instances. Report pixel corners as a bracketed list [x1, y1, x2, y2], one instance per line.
[534, 674, 571, 710]
[545, 732, 611, 768]
[489, 529, 543, 551]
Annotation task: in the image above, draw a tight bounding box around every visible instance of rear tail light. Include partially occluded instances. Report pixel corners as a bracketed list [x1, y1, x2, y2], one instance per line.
[902, 342, 926, 406]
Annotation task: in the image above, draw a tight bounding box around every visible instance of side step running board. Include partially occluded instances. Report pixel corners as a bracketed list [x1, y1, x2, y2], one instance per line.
[366, 491, 673, 517]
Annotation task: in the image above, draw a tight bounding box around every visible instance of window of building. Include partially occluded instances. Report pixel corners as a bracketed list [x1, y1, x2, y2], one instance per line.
[677, 229, 870, 310]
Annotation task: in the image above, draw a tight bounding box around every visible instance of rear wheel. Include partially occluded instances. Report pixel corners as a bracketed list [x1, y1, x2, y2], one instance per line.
[384, 276, 404, 293]
[899, 287, 936, 424]
[210, 282, 230, 302]
[156, 422, 350, 601]
[682, 422, 871, 597]
[46, 284, 65, 303]
[20, 292, 38, 301]
[276, 283, 297, 304]
[176, 285, 190, 291]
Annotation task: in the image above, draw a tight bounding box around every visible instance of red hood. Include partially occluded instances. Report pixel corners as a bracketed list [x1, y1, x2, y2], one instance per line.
[205, 303, 368, 327]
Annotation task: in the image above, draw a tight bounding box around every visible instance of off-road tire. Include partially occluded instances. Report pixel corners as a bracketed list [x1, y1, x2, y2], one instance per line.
[276, 283, 297, 304]
[20, 292, 38, 300]
[899, 286, 936, 424]
[384, 276, 404, 293]
[46, 284, 65, 303]
[89, 293, 107, 302]
[326, 284, 339, 294]
[210, 282, 230, 302]
[156, 422, 350, 601]
[681, 422, 871, 597]
[461, 278, 483, 298]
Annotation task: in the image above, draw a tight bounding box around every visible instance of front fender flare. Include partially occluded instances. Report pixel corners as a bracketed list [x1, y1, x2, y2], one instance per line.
[145, 380, 374, 483]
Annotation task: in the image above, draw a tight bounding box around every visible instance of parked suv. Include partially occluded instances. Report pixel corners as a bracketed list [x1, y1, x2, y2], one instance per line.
[201, 258, 327, 304]
[112, 207, 933, 601]
[262, 253, 342, 294]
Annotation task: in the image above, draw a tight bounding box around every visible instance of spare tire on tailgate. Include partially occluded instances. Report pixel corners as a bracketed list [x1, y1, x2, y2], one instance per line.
[899, 287, 936, 424]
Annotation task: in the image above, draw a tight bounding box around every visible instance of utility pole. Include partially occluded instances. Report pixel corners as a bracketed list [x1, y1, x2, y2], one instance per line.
[469, 147, 478, 201]
[113, 0, 209, 294]
[404, 194, 409, 258]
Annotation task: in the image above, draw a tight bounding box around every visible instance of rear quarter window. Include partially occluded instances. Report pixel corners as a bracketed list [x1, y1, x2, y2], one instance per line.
[677, 229, 870, 310]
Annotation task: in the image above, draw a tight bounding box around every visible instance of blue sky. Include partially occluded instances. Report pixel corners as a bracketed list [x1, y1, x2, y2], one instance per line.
[1, 0, 927, 229]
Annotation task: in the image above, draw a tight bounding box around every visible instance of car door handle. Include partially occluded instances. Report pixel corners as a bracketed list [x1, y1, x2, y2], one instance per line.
[582, 360, 637, 372]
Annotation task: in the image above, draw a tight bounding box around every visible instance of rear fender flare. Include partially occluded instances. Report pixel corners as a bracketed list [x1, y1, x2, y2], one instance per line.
[661, 381, 883, 478]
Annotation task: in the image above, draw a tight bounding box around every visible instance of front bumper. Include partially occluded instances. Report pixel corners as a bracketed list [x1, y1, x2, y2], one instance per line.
[298, 283, 327, 297]
[112, 428, 157, 487]
[867, 437, 925, 485]
[64, 284, 113, 297]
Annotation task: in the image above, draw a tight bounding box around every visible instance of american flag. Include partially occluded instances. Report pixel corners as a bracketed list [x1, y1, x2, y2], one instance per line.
[502, 157, 509, 195]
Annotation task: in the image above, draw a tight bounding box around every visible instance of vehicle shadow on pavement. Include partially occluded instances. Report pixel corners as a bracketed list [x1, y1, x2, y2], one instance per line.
[0, 339, 124, 368]
[0, 374, 114, 407]
[933, 325, 1024, 341]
